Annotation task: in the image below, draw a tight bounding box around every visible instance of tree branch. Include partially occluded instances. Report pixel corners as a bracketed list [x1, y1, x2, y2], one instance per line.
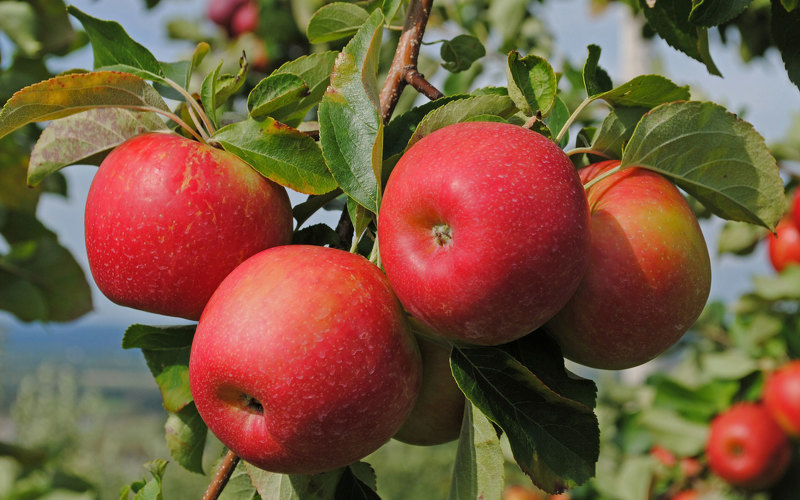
[379, 0, 438, 123]
[202, 450, 241, 500]
[405, 69, 443, 101]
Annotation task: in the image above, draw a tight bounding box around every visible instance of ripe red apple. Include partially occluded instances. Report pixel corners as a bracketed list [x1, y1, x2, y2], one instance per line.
[706, 402, 791, 490]
[546, 160, 711, 369]
[651, 445, 677, 467]
[393, 335, 464, 446]
[207, 0, 248, 28]
[189, 245, 422, 474]
[768, 217, 800, 272]
[378, 121, 590, 346]
[84, 132, 292, 320]
[231, 1, 259, 36]
[764, 360, 800, 436]
[671, 490, 698, 500]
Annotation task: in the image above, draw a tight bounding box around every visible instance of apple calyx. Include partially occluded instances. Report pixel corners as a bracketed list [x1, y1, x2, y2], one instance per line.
[432, 223, 453, 246]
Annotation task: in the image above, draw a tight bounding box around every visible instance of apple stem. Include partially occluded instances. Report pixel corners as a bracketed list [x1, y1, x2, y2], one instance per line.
[115, 105, 206, 143]
[582, 163, 624, 191]
[202, 449, 240, 500]
[566, 147, 614, 160]
[555, 96, 594, 145]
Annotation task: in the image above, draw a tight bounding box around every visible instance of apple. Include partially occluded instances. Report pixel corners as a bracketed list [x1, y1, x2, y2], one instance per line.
[207, 0, 248, 28]
[764, 360, 800, 436]
[768, 217, 800, 272]
[378, 121, 590, 346]
[545, 160, 711, 369]
[393, 335, 464, 445]
[84, 132, 292, 320]
[502, 485, 544, 500]
[189, 245, 423, 474]
[651, 445, 677, 467]
[231, 1, 259, 36]
[671, 490, 698, 500]
[706, 402, 791, 490]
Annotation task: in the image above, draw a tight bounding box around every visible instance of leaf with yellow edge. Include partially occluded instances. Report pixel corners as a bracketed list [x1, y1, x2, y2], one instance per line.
[0, 71, 170, 141]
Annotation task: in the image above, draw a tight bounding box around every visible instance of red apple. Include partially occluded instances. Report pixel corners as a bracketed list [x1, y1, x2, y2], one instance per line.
[790, 189, 800, 226]
[189, 245, 422, 474]
[393, 335, 464, 446]
[671, 490, 698, 500]
[546, 160, 711, 369]
[768, 217, 800, 272]
[231, 1, 259, 36]
[651, 445, 677, 467]
[207, 0, 248, 27]
[378, 121, 590, 346]
[502, 485, 544, 500]
[706, 402, 791, 490]
[84, 132, 292, 320]
[764, 360, 800, 436]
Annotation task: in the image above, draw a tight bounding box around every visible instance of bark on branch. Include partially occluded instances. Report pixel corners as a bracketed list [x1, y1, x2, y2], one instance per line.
[202, 450, 241, 500]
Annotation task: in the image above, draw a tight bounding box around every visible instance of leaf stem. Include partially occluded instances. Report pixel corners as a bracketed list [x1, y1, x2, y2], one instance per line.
[202, 450, 240, 500]
[162, 77, 216, 136]
[582, 163, 624, 191]
[566, 147, 613, 160]
[368, 232, 381, 268]
[555, 97, 594, 145]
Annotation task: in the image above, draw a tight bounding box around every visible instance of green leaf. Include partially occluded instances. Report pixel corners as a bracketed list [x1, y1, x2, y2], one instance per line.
[67, 6, 163, 76]
[772, 0, 800, 92]
[547, 95, 570, 148]
[583, 44, 612, 97]
[245, 463, 344, 499]
[649, 375, 739, 421]
[214, 55, 248, 107]
[165, 403, 208, 474]
[248, 73, 309, 119]
[700, 349, 759, 379]
[214, 117, 337, 195]
[689, 0, 753, 26]
[448, 402, 505, 500]
[122, 324, 196, 350]
[318, 9, 385, 213]
[0, 2, 40, 56]
[383, 95, 468, 159]
[217, 461, 261, 500]
[406, 94, 517, 147]
[620, 101, 783, 230]
[122, 459, 167, 500]
[292, 223, 342, 247]
[753, 265, 800, 299]
[141, 347, 192, 413]
[451, 346, 599, 493]
[639, 408, 709, 456]
[615, 456, 656, 500]
[594, 75, 690, 108]
[270, 51, 338, 127]
[783, 0, 799, 10]
[347, 197, 374, 241]
[306, 2, 370, 44]
[441, 34, 486, 73]
[28, 108, 167, 185]
[292, 190, 344, 228]
[591, 107, 649, 159]
[334, 462, 380, 499]
[506, 51, 556, 117]
[0, 71, 170, 141]
[200, 61, 223, 128]
[641, 0, 721, 76]
[717, 220, 768, 255]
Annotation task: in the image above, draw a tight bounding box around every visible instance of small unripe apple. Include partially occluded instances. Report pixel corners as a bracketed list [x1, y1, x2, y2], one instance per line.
[189, 245, 422, 474]
[394, 335, 464, 446]
[706, 402, 791, 490]
[764, 360, 800, 436]
[84, 132, 292, 320]
[768, 217, 800, 272]
[546, 161, 711, 369]
[231, 1, 259, 36]
[379, 121, 590, 346]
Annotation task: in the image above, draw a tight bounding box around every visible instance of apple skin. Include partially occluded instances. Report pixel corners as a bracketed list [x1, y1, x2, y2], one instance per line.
[393, 335, 465, 446]
[378, 121, 590, 346]
[706, 402, 792, 490]
[545, 160, 711, 370]
[231, 1, 259, 36]
[207, 0, 248, 27]
[764, 360, 800, 436]
[189, 245, 423, 474]
[768, 217, 800, 272]
[671, 491, 698, 500]
[84, 132, 292, 320]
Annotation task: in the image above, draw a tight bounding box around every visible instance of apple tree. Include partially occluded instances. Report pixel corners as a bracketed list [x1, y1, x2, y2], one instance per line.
[0, 0, 797, 499]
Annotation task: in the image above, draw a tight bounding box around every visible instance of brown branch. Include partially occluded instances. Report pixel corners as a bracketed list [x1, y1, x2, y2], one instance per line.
[202, 450, 241, 500]
[405, 70, 444, 101]
[379, 0, 438, 123]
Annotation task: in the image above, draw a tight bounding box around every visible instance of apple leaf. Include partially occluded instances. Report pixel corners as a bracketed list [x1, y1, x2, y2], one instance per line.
[318, 9, 384, 213]
[582, 45, 612, 98]
[591, 107, 649, 159]
[639, 408, 709, 456]
[406, 94, 517, 148]
[383, 95, 468, 158]
[547, 95, 570, 147]
[620, 101, 784, 230]
[269, 51, 339, 127]
[784, 0, 800, 10]
[649, 374, 739, 422]
[245, 463, 345, 500]
[213, 117, 337, 195]
[141, 347, 193, 413]
[441, 34, 486, 73]
[201, 61, 223, 128]
[248, 73, 309, 119]
[594, 75, 690, 109]
[292, 223, 342, 247]
[200, 56, 247, 129]
[753, 266, 800, 300]
[450, 345, 599, 493]
[641, 0, 721, 76]
[120, 459, 168, 500]
[217, 461, 260, 500]
[28, 108, 168, 186]
[347, 197, 374, 242]
[772, 0, 800, 93]
[0, 71, 171, 141]
[67, 6, 163, 77]
[447, 402, 505, 500]
[121, 324, 196, 350]
[306, 2, 371, 44]
[292, 189, 344, 228]
[165, 403, 208, 475]
[506, 51, 557, 117]
[334, 462, 380, 499]
[689, 0, 753, 26]
[717, 220, 768, 255]
[0, 2, 40, 57]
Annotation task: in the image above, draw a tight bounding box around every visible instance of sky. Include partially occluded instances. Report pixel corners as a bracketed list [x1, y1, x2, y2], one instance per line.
[1, 0, 797, 334]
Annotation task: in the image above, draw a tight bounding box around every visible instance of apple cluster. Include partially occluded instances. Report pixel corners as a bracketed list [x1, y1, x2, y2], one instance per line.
[705, 360, 800, 491]
[207, 0, 260, 38]
[83, 120, 713, 475]
[768, 190, 800, 272]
